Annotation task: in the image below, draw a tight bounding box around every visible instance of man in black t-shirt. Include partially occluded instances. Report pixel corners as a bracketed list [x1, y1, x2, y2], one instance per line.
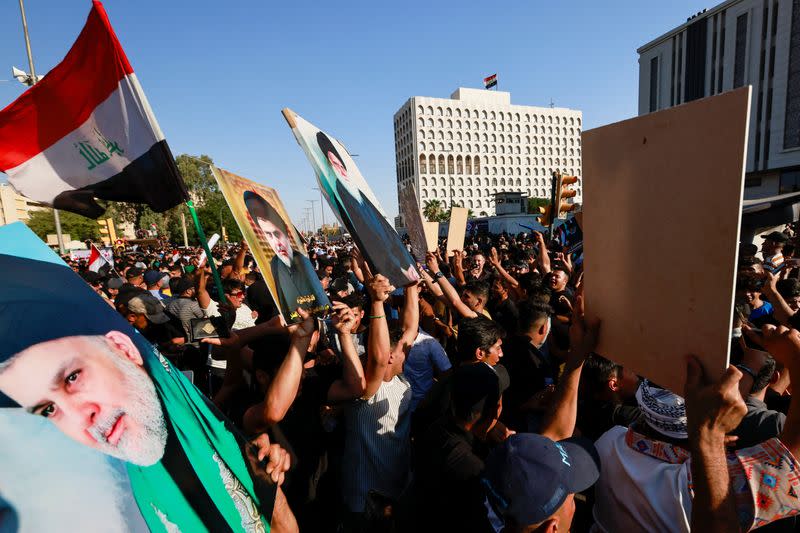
[501, 300, 559, 433]
[410, 363, 509, 533]
[489, 277, 519, 336]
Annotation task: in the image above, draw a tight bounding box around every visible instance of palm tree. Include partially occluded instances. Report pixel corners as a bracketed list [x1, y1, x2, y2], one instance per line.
[422, 200, 444, 222]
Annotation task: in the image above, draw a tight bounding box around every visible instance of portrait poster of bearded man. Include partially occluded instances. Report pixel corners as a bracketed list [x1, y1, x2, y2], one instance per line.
[0, 223, 290, 532]
[211, 166, 331, 323]
[282, 108, 420, 288]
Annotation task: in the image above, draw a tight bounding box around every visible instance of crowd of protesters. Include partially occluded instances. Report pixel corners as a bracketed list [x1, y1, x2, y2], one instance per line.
[64, 223, 800, 532]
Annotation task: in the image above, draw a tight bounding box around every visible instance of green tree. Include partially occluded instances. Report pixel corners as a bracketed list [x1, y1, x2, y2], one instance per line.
[26, 208, 102, 242]
[527, 197, 551, 214]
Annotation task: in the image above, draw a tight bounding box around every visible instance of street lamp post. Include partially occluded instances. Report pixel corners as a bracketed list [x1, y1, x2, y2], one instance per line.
[17, 0, 65, 254]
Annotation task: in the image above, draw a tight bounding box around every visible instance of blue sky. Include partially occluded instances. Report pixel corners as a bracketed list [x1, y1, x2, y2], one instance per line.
[1, 0, 709, 226]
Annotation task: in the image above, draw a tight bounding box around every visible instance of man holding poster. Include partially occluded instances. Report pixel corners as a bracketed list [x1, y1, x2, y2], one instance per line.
[283, 109, 419, 288]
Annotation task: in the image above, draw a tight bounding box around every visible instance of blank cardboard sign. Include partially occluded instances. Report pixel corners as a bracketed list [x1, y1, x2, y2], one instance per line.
[423, 221, 440, 252]
[583, 87, 750, 394]
[447, 207, 468, 257]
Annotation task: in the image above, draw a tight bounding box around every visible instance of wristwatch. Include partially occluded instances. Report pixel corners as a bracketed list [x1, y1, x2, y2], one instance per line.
[433, 271, 445, 281]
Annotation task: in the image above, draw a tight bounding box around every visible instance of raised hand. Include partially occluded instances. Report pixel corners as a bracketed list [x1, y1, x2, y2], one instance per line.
[367, 274, 395, 303]
[330, 301, 356, 334]
[567, 294, 599, 363]
[249, 433, 291, 486]
[425, 251, 440, 274]
[287, 307, 315, 340]
[489, 247, 500, 265]
[684, 356, 747, 438]
[746, 324, 800, 367]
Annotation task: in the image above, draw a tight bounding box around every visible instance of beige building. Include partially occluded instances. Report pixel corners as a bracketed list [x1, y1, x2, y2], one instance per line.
[0, 183, 45, 225]
[394, 88, 582, 221]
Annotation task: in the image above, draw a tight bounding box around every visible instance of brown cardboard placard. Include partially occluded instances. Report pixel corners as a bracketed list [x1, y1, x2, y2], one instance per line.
[583, 87, 751, 394]
[423, 221, 440, 253]
[446, 207, 468, 257]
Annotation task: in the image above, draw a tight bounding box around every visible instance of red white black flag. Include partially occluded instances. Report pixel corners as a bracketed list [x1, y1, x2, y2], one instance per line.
[87, 243, 109, 273]
[0, 1, 187, 219]
[484, 74, 498, 89]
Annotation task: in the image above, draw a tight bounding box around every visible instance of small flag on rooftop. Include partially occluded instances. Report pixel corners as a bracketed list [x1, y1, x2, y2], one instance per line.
[484, 73, 498, 89]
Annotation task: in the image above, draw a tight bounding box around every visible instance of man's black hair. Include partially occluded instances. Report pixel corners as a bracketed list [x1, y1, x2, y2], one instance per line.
[456, 316, 505, 363]
[222, 278, 244, 294]
[389, 323, 405, 350]
[777, 278, 800, 299]
[738, 256, 763, 269]
[517, 300, 552, 335]
[341, 293, 366, 311]
[519, 272, 551, 304]
[736, 275, 764, 293]
[243, 191, 288, 235]
[463, 281, 489, 301]
[316, 132, 347, 172]
[752, 356, 777, 394]
[582, 354, 622, 389]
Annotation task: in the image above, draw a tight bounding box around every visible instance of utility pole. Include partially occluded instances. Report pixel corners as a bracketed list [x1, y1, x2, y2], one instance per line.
[307, 199, 318, 235]
[18, 0, 65, 254]
[303, 208, 313, 235]
[313, 187, 325, 230]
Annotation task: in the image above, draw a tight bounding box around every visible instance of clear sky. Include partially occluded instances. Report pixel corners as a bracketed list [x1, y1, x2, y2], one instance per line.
[1, 0, 710, 227]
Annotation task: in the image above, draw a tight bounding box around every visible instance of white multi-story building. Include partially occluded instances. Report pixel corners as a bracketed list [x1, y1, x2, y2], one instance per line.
[638, 0, 800, 202]
[0, 183, 45, 226]
[393, 88, 582, 222]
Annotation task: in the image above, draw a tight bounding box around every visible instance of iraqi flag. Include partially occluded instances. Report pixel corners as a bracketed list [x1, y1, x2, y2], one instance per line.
[484, 74, 498, 89]
[87, 243, 110, 273]
[0, 1, 188, 219]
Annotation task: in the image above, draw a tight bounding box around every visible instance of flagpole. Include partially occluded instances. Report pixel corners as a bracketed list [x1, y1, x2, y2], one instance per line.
[18, 0, 65, 255]
[185, 200, 227, 315]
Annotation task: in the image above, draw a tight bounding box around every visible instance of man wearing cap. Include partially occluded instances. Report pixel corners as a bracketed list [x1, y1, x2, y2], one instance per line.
[482, 433, 600, 533]
[105, 276, 124, 302]
[762, 230, 789, 275]
[165, 277, 205, 340]
[144, 270, 169, 302]
[125, 266, 146, 290]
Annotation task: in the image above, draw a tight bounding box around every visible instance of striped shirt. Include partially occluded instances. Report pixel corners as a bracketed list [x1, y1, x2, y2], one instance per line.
[341, 374, 413, 513]
[165, 296, 204, 339]
[763, 252, 785, 274]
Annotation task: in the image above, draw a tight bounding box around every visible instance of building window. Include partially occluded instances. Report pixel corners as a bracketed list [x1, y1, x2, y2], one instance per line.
[685, 17, 708, 102]
[780, 170, 800, 193]
[785, 0, 800, 149]
[745, 177, 763, 188]
[733, 13, 748, 88]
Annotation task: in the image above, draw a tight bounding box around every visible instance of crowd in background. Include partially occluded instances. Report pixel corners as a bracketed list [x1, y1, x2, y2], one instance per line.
[65, 223, 800, 532]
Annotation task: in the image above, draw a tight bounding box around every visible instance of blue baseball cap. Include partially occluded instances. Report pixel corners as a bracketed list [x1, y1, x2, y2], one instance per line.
[483, 433, 600, 527]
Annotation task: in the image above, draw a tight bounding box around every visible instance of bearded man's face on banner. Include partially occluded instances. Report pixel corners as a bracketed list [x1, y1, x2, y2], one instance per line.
[0, 331, 168, 466]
